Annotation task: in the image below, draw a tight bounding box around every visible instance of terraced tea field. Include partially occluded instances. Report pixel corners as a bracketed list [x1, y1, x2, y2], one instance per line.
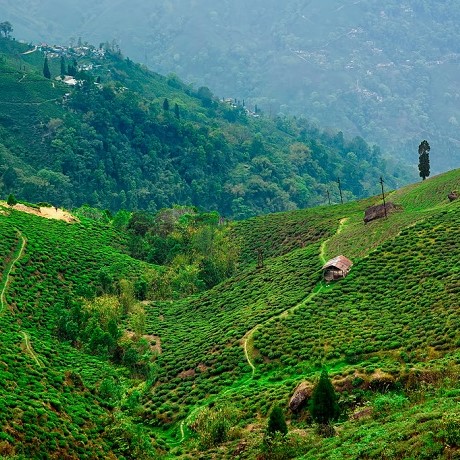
[0, 205, 167, 458]
[2, 169, 460, 458]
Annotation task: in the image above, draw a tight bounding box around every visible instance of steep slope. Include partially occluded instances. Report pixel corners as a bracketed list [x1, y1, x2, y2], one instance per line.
[0, 205, 167, 458]
[2, 171, 460, 457]
[2, 0, 460, 171]
[138, 169, 460, 457]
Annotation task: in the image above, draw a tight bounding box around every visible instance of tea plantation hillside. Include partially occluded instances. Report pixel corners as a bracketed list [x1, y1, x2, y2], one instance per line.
[2, 170, 460, 459]
[0, 204, 168, 458]
[139, 169, 460, 458]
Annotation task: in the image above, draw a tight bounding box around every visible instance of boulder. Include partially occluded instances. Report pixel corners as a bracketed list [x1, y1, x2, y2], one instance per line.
[289, 381, 314, 412]
[448, 191, 459, 202]
[364, 202, 399, 223]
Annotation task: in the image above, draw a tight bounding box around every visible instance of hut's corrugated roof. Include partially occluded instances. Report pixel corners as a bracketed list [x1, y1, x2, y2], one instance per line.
[322, 255, 353, 271]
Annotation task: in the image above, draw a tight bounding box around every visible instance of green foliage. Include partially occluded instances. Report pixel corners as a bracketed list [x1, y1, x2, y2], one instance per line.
[372, 393, 409, 417]
[60, 55, 66, 76]
[2, 164, 460, 458]
[0, 21, 13, 38]
[418, 139, 431, 180]
[261, 431, 307, 460]
[6, 193, 16, 206]
[191, 405, 238, 448]
[43, 56, 51, 79]
[125, 207, 239, 297]
[310, 369, 340, 425]
[441, 413, 460, 447]
[266, 405, 288, 437]
[0, 36, 412, 218]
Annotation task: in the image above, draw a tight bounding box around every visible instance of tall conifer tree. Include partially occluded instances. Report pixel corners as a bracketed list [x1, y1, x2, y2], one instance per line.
[310, 369, 340, 425]
[418, 140, 430, 181]
[60, 55, 66, 76]
[43, 56, 51, 79]
[266, 405, 288, 436]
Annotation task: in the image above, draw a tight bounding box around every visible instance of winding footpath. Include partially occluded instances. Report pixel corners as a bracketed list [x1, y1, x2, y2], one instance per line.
[20, 331, 44, 368]
[177, 217, 349, 443]
[0, 230, 44, 368]
[243, 217, 348, 372]
[0, 230, 27, 313]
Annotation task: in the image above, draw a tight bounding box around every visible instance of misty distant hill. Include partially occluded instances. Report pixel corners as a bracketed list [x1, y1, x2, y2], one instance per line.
[3, 0, 460, 171]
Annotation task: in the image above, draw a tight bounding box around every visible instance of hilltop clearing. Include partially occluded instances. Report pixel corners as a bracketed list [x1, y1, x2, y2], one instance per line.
[0, 201, 78, 223]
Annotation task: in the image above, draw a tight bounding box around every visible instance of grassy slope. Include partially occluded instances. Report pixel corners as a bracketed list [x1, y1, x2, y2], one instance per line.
[0, 206, 165, 459]
[141, 169, 460, 458]
[1, 169, 459, 458]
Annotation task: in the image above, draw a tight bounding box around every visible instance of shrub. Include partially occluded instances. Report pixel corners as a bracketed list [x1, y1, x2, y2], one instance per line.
[310, 369, 340, 425]
[190, 405, 239, 449]
[266, 406, 288, 437]
[6, 194, 16, 206]
[442, 413, 460, 447]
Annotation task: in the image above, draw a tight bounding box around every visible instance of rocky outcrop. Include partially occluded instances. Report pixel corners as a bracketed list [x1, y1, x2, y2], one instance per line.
[364, 202, 399, 223]
[448, 191, 459, 202]
[289, 381, 314, 412]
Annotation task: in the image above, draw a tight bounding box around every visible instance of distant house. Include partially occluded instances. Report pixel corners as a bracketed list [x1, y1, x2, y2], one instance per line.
[322, 255, 353, 282]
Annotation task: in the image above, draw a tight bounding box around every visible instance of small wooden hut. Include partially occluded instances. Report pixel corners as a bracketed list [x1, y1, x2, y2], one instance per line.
[322, 255, 353, 282]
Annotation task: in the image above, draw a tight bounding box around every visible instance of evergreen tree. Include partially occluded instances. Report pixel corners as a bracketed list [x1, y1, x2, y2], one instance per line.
[174, 102, 180, 119]
[266, 405, 288, 436]
[163, 98, 170, 111]
[418, 140, 430, 181]
[0, 21, 13, 38]
[43, 57, 51, 79]
[60, 55, 66, 76]
[7, 193, 17, 206]
[310, 369, 340, 425]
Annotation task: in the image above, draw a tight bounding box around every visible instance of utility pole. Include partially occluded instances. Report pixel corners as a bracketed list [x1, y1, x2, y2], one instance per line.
[327, 189, 331, 205]
[337, 178, 343, 204]
[256, 247, 264, 269]
[380, 176, 387, 218]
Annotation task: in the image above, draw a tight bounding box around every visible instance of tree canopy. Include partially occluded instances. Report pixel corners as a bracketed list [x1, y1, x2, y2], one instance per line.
[0, 21, 13, 38]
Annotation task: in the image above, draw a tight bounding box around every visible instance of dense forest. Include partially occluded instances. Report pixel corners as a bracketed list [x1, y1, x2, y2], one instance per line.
[2, 0, 460, 171]
[0, 36, 412, 218]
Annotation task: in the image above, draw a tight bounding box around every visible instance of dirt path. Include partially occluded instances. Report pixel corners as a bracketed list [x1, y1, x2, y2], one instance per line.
[243, 325, 258, 376]
[0, 231, 26, 314]
[176, 217, 348, 444]
[319, 217, 348, 265]
[20, 331, 44, 368]
[243, 217, 347, 372]
[0, 97, 62, 105]
[21, 46, 37, 55]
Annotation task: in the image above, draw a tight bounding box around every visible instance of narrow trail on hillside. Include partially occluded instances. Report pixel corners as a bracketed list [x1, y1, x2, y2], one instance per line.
[0, 230, 27, 314]
[21, 46, 37, 55]
[319, 217, 348, 265]
[20, 331, 44, 368]
[0, 231, 43, 368]
[176, 217, 348, 444]
[0, 98, 62, 105]
[243, 217, 348, 372]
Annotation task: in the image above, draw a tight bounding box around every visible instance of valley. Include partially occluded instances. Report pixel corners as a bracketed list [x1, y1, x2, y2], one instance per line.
[0, 169, 459, 458]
